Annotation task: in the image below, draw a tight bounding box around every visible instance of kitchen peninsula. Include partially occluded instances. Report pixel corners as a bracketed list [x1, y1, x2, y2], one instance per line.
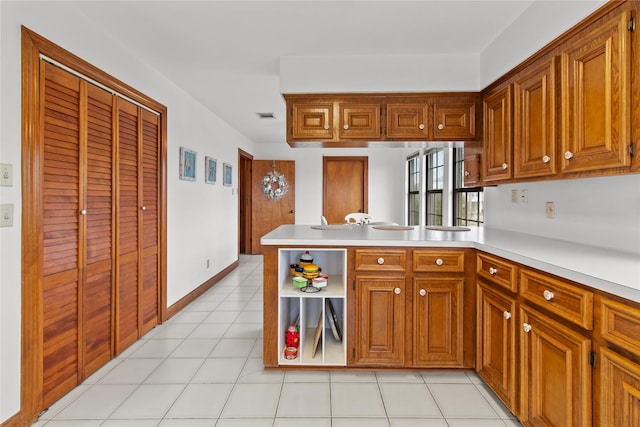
[261, 223, 640, 425]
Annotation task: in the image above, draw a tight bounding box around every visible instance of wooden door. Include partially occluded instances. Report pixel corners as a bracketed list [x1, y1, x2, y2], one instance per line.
[482, 85, 513, 182]
[597, 347, 640, 427]
[433, 103, 476, 140]
[514, 57, 558, 178]
[322, 156, 368, 224]
[477, 283, 517, 412]
[40, 62, 116, 406]
[250, 160, 295, 254]
[354, 276, 406, 366]
[386, 103, 429, 139]
[413, 278, 463, 367]
[339, 103, 381, 139]
[239, 150, 253, 254]
[520, 305, 592, 426]
[561, 10, 631, 173]
[463, 154, 481, 186]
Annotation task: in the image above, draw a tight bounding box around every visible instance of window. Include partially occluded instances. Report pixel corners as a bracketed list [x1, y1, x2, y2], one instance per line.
[454, 148, 484, 226]
[406, 146, 483, 227]
[426, 149, 444, 225]
[407, 154, 421, 225]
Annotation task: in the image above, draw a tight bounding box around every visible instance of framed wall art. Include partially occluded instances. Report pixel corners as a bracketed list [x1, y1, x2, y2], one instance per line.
[179, 146, 197, 181]
[223, 163, 232, 187]
[205, 156, 217, 184]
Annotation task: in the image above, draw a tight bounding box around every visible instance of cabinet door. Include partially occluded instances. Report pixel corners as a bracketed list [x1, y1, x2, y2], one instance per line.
[463, 154, 481, 186]
[597, 347, 640, 427]
[560, 10, 632, 173]
[413, 278, 463, 367]
[354, 276, 405, 366]
[482, 85, 513, 182]
[339, 103, 381, 139]
[514, 57, 558, 178]
[386, 103, 429, 139]
[477, 283, 517, 412]
[291, 103, 334, 140]
[520, 305, 592, 427]
[433, 103, 476, 140]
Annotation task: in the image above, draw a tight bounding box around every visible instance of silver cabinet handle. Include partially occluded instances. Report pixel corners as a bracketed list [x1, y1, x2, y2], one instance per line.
[502, 163, 508, 170]
[419, 289, 426, 297]
[394, 287, 401, 295]
[542, 155, 551, 163]
[564, 151, 574, 160]
[377, 257, 385, 265]
[503, 311, 512, 320]
[489, 267, 497, 275]
[419, 124, 425, 130]
[543, 290, 555, 301]
[523, 323, 532, 333]
[435, 258, 444, 266]
[80, 209, 87, 215]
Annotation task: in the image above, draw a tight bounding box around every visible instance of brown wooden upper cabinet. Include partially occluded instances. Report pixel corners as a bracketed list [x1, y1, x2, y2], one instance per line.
[482, 85, 513, 182]
[386, 103, 429, 139]
[560, 9, 632, 174]
[284, 93, 479, 146]
[513, 56, 558, 179]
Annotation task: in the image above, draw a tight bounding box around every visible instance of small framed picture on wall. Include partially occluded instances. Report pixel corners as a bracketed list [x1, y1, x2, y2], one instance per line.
[223, 163, 232, 187]
[205, 156, 217, 184]
[179, 147, 197, 181]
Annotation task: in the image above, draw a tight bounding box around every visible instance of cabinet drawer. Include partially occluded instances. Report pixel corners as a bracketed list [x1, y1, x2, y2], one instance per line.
[520, 268, 593, 330]
[354, 249, 406, 272]
[413, 249, 465, 273]
[476, 252, 518, 293]
[599, 296, 640, 355]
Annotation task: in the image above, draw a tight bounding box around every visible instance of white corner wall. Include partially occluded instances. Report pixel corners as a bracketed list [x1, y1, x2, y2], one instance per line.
[0, 2, 255, 422]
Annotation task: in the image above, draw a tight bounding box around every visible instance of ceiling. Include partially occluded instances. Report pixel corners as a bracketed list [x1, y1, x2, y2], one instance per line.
[70, 1, 538, 145]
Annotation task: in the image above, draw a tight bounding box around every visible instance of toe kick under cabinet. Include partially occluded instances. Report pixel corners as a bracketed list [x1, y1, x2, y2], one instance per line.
[275, 248, 347, 366]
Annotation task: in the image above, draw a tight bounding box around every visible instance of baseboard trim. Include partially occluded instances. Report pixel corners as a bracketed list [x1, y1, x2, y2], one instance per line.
[166, 260, 239, 319]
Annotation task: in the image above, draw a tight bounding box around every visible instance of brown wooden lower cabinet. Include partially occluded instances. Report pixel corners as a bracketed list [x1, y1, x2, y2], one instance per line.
[476, 282, 517, 412]
[519, 305, 592, 427]
[597, 346, 640, 426]
[353, 276, 406, 366]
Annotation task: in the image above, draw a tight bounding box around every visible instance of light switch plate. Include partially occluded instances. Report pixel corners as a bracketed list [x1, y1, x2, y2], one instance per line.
[0, 163, 13, 187]
[1, 204, 14, 227]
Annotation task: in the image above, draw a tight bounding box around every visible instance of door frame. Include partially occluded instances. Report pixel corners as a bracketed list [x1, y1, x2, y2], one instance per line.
[20, 27, 168, 425]
[238, 149, 253, 255]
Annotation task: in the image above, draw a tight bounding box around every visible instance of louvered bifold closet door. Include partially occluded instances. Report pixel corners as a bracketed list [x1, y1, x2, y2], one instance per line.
[40, 61, 115, 407]
[140, 109, 160, 334]
[116, 99, 140, 352]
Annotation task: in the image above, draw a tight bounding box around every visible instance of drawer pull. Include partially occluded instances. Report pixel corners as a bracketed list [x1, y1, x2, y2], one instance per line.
[419, 123, 425, 130]
[141, 206, 147, 211]
[522, 323, 532, 333]
[323, 124, 330, 130]
[464, 170, 470, 177]
[435, 258, 444, 266]
[503, 311, 512, 320]
[543, 290, 555, 301]
[344, 124, 349, 130]
[419, 289, 426, 297]
[489, 267, 498, 275]
[502, 163, 508, 170]
[437, 123, 444, 130]
[80, 209, 87, 215]
[564, 151, 574, 160]
[377, 257, 385, 265]
[542, 155, 551, 163]
[394, 287, 401, 295]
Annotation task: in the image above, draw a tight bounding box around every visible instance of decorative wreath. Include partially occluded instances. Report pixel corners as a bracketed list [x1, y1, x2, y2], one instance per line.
[262, 170, 289, 200]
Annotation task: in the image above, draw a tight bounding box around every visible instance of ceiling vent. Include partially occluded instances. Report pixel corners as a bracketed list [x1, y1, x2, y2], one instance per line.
[256, 112, 276, 119]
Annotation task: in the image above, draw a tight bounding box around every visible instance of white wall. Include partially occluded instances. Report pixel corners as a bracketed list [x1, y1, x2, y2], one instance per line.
[0, 2, 255, 422]
[252, 144, 415, 225]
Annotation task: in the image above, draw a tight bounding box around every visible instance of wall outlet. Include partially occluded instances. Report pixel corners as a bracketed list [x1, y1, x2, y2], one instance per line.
[520, 189, 528, 204]
[206, 259, 210, 269]
[1, 204, 14, 227]
[511, 189, 518, 203]
[545, 202, 555, 218]
[0, 163, 13, 187]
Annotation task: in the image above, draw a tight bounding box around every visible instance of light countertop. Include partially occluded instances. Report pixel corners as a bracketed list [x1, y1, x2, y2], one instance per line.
[261, 224, 640, 302]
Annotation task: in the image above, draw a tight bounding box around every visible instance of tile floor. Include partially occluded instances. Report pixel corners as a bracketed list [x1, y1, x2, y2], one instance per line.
[34, 255, 522, 427]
